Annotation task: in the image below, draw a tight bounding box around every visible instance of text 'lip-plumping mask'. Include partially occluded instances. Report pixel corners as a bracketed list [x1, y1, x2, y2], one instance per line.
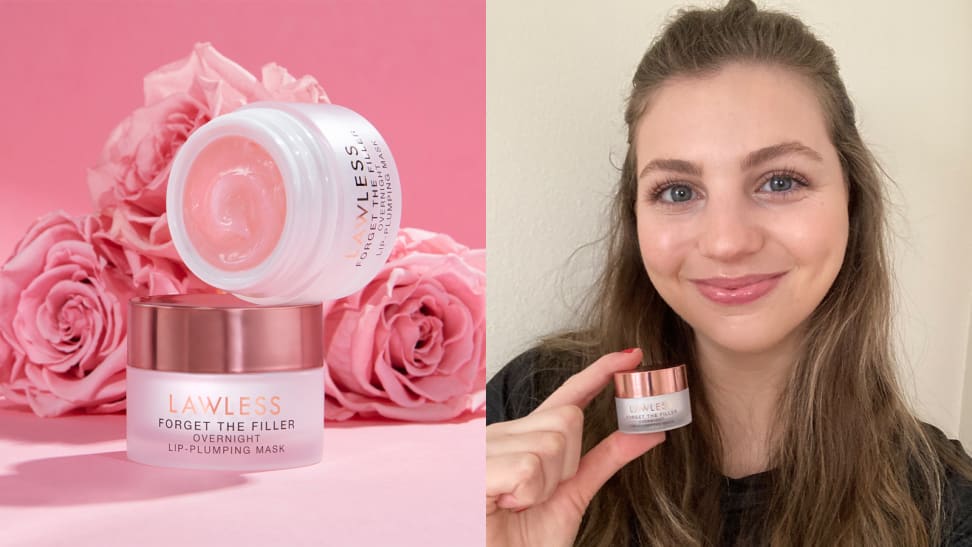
[126, 294, 324, 471]
[614, 365, 692, 434]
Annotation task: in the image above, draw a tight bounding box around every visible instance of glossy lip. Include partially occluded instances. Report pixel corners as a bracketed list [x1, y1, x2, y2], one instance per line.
[690, 271, 787, 305]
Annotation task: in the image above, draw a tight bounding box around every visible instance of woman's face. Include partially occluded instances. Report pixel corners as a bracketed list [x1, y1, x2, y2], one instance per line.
[634, 62, 849, 355]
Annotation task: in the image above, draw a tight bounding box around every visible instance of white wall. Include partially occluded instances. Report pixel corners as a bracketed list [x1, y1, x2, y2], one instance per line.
[486, 0, 972, 444]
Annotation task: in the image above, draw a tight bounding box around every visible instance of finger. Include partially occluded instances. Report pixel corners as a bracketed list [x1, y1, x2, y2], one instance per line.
[488, 405, 583, 481]
[555, 430, 665, 516]
[487, 496, 498, 516]
[486, 452, 546, 511]
[486, 430, 568, 503]
[533, 348, 642, 413]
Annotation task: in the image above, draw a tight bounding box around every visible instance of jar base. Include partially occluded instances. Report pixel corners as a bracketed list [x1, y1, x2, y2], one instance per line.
[125, 448, 322, 472]
[617, 419, 692, 435]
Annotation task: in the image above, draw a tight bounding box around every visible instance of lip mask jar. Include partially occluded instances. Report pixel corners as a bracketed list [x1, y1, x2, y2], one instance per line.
[613, 365, 692, 434]
[126, 294, 323, 471]
[166, 101, 402, 305]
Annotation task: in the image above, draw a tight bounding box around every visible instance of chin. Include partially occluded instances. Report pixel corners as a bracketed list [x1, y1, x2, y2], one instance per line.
[688, 316, 800, 356]
[707, 333, 787, 355]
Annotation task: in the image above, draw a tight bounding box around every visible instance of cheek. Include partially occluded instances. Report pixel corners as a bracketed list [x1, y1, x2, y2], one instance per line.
[780, 198, 849, 271]
[636, 211, 694, 279]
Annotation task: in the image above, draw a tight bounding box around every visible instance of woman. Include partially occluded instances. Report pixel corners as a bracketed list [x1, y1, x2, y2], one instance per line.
[485, 0, 972, 545]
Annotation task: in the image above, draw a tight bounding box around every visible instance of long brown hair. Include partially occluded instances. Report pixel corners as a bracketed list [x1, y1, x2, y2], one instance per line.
[540, 0, 972, 545]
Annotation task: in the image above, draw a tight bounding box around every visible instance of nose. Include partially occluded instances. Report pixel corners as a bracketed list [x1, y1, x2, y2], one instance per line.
[696, 193, 764, 261]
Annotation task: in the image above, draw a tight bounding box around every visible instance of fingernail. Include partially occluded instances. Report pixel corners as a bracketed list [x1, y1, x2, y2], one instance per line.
[622, 348, 638, 354]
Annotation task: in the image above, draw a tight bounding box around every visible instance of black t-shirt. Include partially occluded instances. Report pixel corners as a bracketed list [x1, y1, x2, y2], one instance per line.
[487, 349, 972, 546]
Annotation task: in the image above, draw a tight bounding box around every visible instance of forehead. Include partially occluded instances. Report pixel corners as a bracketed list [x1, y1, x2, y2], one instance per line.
[635, 62, 833, 165]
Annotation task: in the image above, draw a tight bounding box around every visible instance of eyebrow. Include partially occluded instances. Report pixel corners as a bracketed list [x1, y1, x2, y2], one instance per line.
[637, 141, 824, 180]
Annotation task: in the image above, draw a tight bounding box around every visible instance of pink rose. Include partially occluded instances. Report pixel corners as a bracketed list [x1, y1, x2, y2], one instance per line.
[88, 93, 208, 216]
[0, 212, 189, 416]
[87, 42, 328, 259]
[322, 229, 486, 421]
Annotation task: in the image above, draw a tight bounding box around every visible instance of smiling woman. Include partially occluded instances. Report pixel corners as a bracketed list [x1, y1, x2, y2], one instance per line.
[485, 0, 972, 546]
[634, 64, 850, 356]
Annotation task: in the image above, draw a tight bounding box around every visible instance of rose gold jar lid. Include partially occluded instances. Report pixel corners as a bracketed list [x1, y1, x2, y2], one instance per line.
[128, 294, 322, 373]
[614, 365, 688, 398]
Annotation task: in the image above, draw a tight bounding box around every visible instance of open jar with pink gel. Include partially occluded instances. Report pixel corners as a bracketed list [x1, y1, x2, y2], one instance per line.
[167, 102, 402, 305]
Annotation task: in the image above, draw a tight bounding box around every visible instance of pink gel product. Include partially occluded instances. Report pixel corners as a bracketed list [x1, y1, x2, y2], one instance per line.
[167, 101, 403, 305]
[126, 294, 324, 471]
[183, 135, 286, 273]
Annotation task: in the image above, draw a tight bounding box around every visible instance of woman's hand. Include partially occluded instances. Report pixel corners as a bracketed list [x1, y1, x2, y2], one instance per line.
[486, 348, 665, 547]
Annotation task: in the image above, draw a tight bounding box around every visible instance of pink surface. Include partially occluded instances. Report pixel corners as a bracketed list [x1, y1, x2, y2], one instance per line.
[0, 0, 485, 261]
[0, 404, 485, 546]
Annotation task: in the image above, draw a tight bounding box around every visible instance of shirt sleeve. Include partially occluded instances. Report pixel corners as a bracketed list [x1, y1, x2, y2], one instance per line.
[487, 347, 577, 425]
[942, 438, 972, 546]
[919, 422, 972, 546]
[486, 348, 543, 424]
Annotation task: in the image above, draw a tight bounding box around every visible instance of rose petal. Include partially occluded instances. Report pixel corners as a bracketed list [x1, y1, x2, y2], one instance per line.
[106, 204, 181, 261]
[143, 42, 269, 109]
[261, 63, 330, 104]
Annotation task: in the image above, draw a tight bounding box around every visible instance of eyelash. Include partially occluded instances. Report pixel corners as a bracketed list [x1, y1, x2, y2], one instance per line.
[645, 168, 810, 206]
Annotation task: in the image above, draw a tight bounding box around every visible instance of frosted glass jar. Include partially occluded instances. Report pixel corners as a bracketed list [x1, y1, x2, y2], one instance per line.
[166, 101, 402, 305]
[126, 294, 324, 471]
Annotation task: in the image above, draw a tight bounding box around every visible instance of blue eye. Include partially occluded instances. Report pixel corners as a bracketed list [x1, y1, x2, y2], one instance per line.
[660, 184, 694, 202]
[762, 174, 795, 192]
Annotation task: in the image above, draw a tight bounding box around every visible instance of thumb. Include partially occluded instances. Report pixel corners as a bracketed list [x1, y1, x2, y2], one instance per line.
[552, 430, 665, 517]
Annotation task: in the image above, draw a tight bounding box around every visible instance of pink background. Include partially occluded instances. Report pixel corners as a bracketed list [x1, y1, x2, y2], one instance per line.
[0, 0, 485, 261]
[0, 2, 484, 545]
